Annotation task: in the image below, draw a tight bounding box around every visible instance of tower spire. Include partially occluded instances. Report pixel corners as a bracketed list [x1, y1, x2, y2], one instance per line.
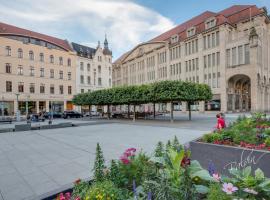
[104, 34, 108, 49]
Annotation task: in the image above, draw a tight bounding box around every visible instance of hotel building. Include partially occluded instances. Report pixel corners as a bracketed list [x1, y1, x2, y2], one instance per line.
[113, 5, 270, 113]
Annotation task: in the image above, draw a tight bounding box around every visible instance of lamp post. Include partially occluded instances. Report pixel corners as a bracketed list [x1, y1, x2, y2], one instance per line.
[15, 93, 20, 121]
[26, 95, 30, 116]
[1, 96, 4, 118]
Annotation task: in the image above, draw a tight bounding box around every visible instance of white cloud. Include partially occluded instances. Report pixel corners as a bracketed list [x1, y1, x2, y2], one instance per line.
[0, 0, 175, 59]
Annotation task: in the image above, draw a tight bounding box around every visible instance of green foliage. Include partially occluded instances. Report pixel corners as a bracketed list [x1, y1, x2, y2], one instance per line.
[172, 136, 181, 152]
[108, 160, 122, 187]
[93, 143, 106, 182]
[72, 80, 212, 106]
[154, 141, 164, 157]
[85, 181, 127, 200]
[206, 184, 231, 200]
[265, 137, 270, 147]
[72, 180, 90, 199]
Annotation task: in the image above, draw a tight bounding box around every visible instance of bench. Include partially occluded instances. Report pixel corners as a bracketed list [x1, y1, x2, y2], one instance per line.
[0, 117, 12, 124]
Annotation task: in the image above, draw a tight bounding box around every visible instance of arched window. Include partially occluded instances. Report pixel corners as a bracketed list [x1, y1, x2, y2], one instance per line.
[50, 55, 54, 63]
[29, 50, 34, 60]
[59, 57, 63, 65]
[39, 53, 44, 62]
[18, 48, 23, 58]
[67, 58, 71, 66]
[6, 46, 11, 56]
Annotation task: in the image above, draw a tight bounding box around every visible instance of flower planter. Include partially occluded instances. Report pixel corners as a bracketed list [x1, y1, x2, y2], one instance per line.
[190, 140, 270, 177]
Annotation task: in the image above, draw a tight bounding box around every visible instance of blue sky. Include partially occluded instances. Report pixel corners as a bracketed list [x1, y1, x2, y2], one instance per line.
[0, 0, 269, 60]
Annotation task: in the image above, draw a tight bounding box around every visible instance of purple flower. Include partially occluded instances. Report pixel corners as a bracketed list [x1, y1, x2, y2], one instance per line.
[212, 173, 221, 182]
[147, 192, 152, 200]
[222, 183, 238, 195]
[208, 161, 215, 176]
[133, 180, 138, 199]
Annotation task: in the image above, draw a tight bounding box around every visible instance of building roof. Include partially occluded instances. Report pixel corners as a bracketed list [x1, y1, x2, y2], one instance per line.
[71, 42, 97, 58]
[0, 22, 72, 51]
[151, 5, 265, 42]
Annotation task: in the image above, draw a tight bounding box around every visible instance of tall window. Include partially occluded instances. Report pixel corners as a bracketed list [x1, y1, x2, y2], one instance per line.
[30, 83, 35, 93]
[226, 49, 231, 67]
[50, 69, 54, 78]
[217, 52, 220, 66]
[68, 72, 71, 80]
[18, 82, 24, 93]
[18, 48, 23, 58]
[6, 81, 12, 92]
[67, 58, 71, 66]
[59, 85, 64, 94]
[244, 44, 250, 64]
[6, 46, 11, 56]
[68, 86, 72, 95]
[6, 63, 11, 73]
[216, 31, 220, 46]
[40, 84, 45, 94]
[29, 51, 34, 60]
[238, 45, 243, 65]
[87, 63, 90, 71]
[98, 77, 102, 86]
[18, 66, 23, 75]
[232, 47, 236, 66]
[50, 85, 54, 94]
[98, 65, 101, 73]
[40, 68, 44, 77]
[80, 62, 84, 71]
[59, 71, 63, 79]
[40, 53, 44, 62]
[203, 36, 206, 49]
[30, 66, 35, 76]
[217, 72, 220, 88]
[50, 55, 54, 63]
[80, 75, 84, 84]
[87, 76, 91, 84]
[59, 57, 63, 65]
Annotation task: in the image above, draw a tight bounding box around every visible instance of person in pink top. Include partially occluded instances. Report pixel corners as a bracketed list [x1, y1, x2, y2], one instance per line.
[216, 113, 226, 130]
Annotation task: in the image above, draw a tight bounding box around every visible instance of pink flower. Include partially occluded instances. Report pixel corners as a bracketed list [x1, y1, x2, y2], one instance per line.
[125, 148, 136, 157]
[75, 197, 81, 200]
[222, 183, 238, 195]
[243, 188, 258, 195]
[212, 173, 221, 182]
[120, 155, 130, 164]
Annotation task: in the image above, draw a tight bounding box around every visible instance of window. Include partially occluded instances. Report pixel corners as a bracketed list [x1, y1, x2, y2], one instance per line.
[6, 81, 12, 92]
[207, 35, 211, 48]
[40, 53, 44, 62]
[29, 51, 34, 60]
[67, 58, 71, 66]
[30, 66, 35, 76]
[6, 46, 11, 56]
[18, 66, 23, 75]
[217, 72, 220, 88]
[217, 52, 220, 66]
[40, 84, 45, 94]
[171, 34, 179, 43]
[59, 57, 63, 65]
[204, 74, 207, 83]
[208, 55, 211, 68]
[216, 31, 220, 46]
[59, 71, 63, 79]
[68, 86, 72, 95]
[212, 53, 215, 67]
[226, 49, 231, 67]
[68, 72, 71, 80]
[208, 73, 211, 86]
[18, 82, 24, 93]
[213, 73, 216, 88]
[244, 44, 250, 64]
[187, 27, 195, 37]
[232, 47, 236, 66]
[87, 76, 91, 84]
[212, 33, 215, 47]
[30, 83, 35, 93]
[18, 48, 23, 58]
[59, 85, 64, 94]
[80, 62, 84, 71]
[6, 63, 11, 73]
[98, 65, 101, 73]
[204, 56, 207, 68]
[87, 63, 90, 71]
[98, 77, 102, 86]
[205, 18, 216, 29]
[203, 36, 207, 49]
[40, 68, 44, 77]
[80, 75, 84, 84]
[196, 58, 199, 70]
[50, 55, 54, 63]
[81, 89, 84, 93]
[50, 85, 54, 94]
[238, 45, 243, 65]
[50, 69, 54, 78]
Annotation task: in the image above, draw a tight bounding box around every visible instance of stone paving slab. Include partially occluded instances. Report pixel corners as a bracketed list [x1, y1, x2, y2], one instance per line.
[0, 123, 207, 200]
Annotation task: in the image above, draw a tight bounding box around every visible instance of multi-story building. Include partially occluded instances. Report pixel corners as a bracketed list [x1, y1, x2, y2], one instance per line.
[71, 39, 112, 112]
[0, 22, 77, 116]
[113, 5, 270, 113]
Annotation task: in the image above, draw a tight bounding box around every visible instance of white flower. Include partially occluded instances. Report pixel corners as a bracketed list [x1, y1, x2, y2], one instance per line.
[243, 188, 258, 195]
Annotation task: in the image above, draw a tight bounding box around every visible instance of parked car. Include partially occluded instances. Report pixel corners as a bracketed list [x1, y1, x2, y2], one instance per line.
[43, 112, 63, 119]
[63, 111, 83, 119]
[83, 111, 100, 117]
[30, 114, 45, 122]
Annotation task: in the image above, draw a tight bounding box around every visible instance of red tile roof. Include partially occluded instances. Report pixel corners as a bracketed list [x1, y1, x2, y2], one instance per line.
[0, 22, 72, 51]
[151, 5, 266, 42]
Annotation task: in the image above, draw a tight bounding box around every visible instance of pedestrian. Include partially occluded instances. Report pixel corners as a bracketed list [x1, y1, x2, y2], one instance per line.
[215, 113, 226, 130]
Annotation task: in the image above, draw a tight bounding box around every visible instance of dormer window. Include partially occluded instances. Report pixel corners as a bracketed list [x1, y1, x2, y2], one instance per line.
[171, 34, 179, 44]
[205, 17, 217, 29]
[187, 27, 196, 37]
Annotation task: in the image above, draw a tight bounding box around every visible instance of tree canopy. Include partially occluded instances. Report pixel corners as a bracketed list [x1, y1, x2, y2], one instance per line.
[73, 80, 212, 106]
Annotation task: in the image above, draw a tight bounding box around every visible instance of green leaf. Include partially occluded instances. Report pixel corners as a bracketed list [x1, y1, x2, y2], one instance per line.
[242, 166, 252, 177]
[259, 179, 270, 188]
[255, 168, 264, 180]
[191, 169, 214, 181]
[195, 185, 209, 194]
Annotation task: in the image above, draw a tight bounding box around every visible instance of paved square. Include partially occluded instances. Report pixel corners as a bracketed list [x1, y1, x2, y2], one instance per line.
[0, 122, 206, 200]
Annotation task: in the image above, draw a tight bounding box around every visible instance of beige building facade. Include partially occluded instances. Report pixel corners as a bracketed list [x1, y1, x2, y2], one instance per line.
[0, 22, 76, 116]
[113, 5, 270, 113]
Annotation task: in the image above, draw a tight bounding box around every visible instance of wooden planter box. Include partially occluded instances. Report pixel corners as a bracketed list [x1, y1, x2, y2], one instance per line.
[190, 140, 270, 177]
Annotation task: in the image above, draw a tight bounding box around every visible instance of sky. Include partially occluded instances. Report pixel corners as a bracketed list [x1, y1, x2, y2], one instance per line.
[0, 0, 269, 61]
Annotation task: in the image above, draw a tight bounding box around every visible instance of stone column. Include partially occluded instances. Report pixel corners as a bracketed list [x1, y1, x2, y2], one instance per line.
[14, 100, 18, 116]
[64, 100, 67, 111]
[46, 100, 50, 112]
[232, 94, 235, 111]
[36, 101, 40, 114]
[199, 101, 205, 113]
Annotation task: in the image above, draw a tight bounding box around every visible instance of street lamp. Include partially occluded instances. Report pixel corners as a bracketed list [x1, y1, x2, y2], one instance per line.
[15, 93, 20, 121]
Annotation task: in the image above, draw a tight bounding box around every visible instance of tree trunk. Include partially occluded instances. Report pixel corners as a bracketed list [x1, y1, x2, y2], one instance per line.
[128, 104, 130, 119]
[89, 105, 91, 118]
[133, 105, 136, 122]
[153, 103, 156, 119]
[188, 102, 192, 121]
[107, 105, 110, 119]
[170, 102, 174, 123]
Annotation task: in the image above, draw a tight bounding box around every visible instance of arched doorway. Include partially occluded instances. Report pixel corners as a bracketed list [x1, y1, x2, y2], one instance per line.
[227, 75, 251, 112]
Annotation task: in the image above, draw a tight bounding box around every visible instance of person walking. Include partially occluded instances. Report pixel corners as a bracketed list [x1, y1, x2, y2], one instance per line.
[215, 113, 226, 130]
